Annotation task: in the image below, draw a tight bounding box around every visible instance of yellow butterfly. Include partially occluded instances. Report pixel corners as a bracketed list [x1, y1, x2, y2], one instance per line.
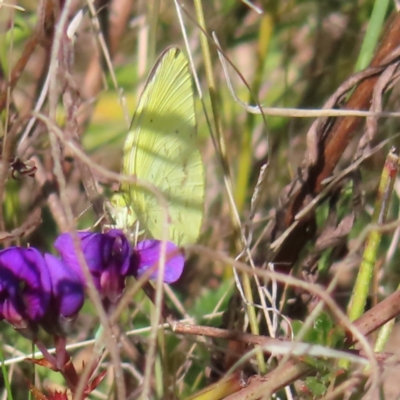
[111, 47, 204, 246]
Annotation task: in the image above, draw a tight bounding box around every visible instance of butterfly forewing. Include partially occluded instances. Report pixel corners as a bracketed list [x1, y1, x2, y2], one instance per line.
[121, 47, 204, 245]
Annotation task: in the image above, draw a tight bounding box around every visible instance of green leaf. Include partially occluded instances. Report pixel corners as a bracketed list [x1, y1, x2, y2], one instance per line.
[190, 280, 233, 321]
[304, 376, 327, 396]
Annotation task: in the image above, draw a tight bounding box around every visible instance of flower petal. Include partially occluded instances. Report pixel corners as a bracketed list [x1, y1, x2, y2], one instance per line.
[54, 230, 132, 302]
[0, 247, 51, 325]
[53, 232, 92, 280]
[44, 254, 85, 318]
[55, 230, 131, 275]
[133, 240, 185, 283]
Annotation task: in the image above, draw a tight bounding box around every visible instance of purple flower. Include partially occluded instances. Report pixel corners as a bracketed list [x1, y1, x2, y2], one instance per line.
[0, 247, 51, 330]
[55, 230, 186, 303]
[0, 246, 85, 336]
[54, 230, 131, 303]
[131, 240, 185, 284]
[44, 254, 85, 318]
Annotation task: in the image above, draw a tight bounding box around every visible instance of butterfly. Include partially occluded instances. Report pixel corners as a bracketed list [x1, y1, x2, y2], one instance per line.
[110, 47, 205, 246]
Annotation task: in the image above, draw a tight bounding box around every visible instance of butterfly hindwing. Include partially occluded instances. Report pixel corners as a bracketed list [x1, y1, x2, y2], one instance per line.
[118, 47, 204, 245]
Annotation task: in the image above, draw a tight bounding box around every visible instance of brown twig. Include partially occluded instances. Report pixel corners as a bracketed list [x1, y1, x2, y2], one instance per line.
[211, 279, 400, 398]
[272, 11, 400, 271]
[0, 0, 56, 113]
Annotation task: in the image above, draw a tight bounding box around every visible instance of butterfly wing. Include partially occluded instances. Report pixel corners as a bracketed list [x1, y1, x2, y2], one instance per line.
[119, 47, 204, 246]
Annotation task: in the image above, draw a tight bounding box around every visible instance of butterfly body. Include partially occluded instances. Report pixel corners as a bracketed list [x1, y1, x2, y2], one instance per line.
[111, 47, 204, 246]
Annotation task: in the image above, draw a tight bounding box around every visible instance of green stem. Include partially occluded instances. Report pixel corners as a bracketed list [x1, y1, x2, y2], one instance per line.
[348, 147, 398, 322]
[193, 0, 266, 374]
[375, 192, 400, 352]
[234, 14, 272, 213]
[0, 343, 13, 400]
[354, 0, 390, 72]
[146, 0, 160, 66]
[374, 318, 395, 352]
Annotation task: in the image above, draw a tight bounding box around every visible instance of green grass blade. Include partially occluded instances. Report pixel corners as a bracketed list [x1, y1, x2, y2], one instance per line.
[0, 343, 14, 400]
[347, 148, 398, 322]
[354, 0, 390, 71]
